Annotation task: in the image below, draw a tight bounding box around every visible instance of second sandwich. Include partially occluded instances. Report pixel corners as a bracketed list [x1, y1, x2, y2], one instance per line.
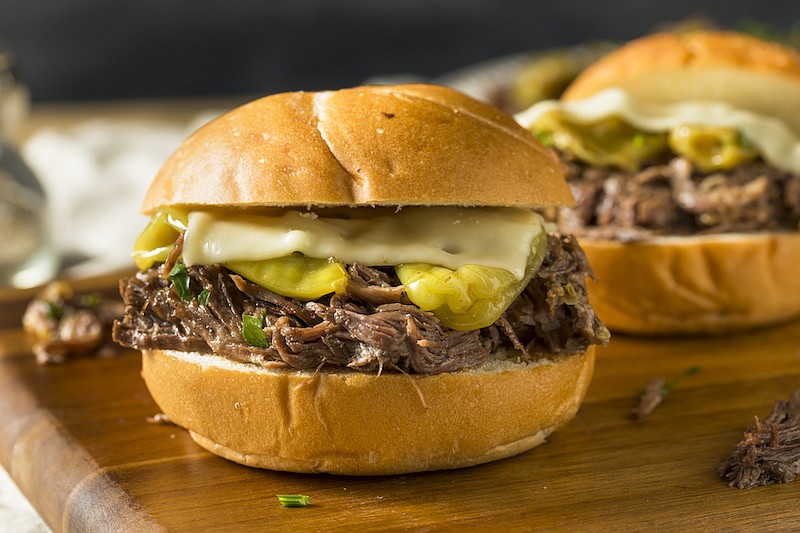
[517, 31, 800, 335]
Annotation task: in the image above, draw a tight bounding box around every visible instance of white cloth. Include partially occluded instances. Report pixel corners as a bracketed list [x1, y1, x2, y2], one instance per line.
[21, 112, 219, 278]
[0, 467, 50, 533]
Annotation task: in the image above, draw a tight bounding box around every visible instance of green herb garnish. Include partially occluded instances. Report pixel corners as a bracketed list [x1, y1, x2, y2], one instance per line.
[168, 263, 192, 302]
[661, 365, 701, 398]
[242, 310, 269, 348]
[277, 494, 311, 507]
[737, 130, 755, 151]
[535, 130, 554, 147]
[632, 132, 646, 148]
[197, 289, 210, 306]
[42, 300, 64, 321]
[77, 293, 101, 308]
[632, 365, 700, 421]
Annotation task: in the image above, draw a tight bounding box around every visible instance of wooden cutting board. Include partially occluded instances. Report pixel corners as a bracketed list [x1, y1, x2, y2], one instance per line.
[2, 273, 800, 532]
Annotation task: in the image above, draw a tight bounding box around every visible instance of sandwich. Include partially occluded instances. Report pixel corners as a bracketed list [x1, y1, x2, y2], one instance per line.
[112, 84, 609, 475]
[516, 31, 800, 335]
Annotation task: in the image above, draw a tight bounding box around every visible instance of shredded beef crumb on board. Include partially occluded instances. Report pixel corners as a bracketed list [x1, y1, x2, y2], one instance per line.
[718, 389, 800, 489]
[22, 281, 124, 364]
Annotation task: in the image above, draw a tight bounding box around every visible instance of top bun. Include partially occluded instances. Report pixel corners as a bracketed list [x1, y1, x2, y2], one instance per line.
[142, 84, 573, 214]
[563, 31, 800, 135]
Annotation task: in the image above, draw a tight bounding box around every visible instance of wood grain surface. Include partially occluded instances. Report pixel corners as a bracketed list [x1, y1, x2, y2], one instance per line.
[1, 273, 800, 532]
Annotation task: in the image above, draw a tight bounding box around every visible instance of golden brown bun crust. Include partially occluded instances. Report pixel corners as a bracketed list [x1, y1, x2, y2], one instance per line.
[142, 84, 573, 214]
[581, 233, 800, 335]
[141, 347, 595, 475]
[563, 31, 800, 134]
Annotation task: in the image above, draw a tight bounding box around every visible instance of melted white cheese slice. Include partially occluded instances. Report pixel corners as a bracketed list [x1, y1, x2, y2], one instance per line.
[182, 207, 545, 280]
[515, 88, 800, 174]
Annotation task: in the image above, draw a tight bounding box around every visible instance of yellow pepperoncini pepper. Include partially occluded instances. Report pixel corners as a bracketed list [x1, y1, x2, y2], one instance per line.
[396, 230, 547, 331]
[667, 125, 758, 172]
[132, 209, 188, 270]
[226, 255, 347, 300]
[532, 111, 667, 171]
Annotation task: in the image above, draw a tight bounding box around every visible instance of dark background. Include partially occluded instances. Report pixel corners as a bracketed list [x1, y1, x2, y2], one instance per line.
[1, 0, 798, 103]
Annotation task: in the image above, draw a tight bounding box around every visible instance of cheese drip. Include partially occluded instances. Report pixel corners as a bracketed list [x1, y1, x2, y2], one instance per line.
[183, 207, 546, 280]
[515, 88, 800, 174]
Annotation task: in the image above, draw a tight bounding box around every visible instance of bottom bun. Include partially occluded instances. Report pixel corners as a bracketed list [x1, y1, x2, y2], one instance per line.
[581, 232, 800, 335]
[141, 347, 595, 475]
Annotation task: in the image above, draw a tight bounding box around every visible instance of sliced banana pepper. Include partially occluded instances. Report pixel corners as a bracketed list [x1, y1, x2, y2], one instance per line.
[667, 125, 758, 171]
[534, 111, 666, 171]
[132, 209, 188, 270]
[396, 230, 547, 331]
[530, 111, 759, 171]
[226, 255, 347, 300]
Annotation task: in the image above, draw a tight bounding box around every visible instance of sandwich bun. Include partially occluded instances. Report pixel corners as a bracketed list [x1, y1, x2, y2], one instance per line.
[143, 84, 573, 213]
[142, 347, 595, 475]
[584, 233, 800, 335]
[558, 32, 800, 335]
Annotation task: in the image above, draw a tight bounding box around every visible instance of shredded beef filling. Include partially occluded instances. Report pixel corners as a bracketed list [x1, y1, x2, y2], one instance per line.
[113, 234, 609, 375]
[548, 151, 800, 241]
